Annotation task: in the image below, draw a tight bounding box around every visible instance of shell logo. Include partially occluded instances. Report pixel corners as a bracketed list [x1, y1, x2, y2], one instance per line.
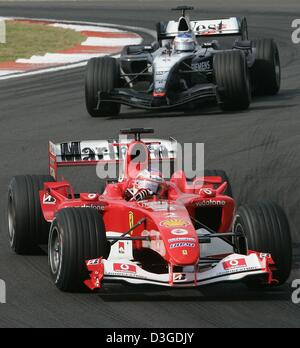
[129, 211, 134, 229]
[160, 218, 191, 228]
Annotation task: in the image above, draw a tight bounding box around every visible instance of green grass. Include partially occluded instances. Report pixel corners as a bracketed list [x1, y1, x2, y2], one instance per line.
[0, 21, 85, 62]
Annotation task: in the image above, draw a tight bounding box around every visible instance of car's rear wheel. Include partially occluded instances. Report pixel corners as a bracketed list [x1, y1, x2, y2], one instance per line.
[85, 57, 121, 117]
[251, 39, 281, 95]
[8, 175, 54, 255]
[234, 202, 292, 288]
[214, 50, 251, 111]
[204, 170, 233, 198]
[48, 208, 110, 292]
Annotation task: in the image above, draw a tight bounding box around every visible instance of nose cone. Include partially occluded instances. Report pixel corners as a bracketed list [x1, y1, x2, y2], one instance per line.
[159, 217, 199, 266]
[167, 235, 199, 266]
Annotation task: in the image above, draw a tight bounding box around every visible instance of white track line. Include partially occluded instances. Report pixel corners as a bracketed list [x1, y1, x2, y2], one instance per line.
[0, 70, 20, 77]
[17, 53, 107, 64]
[0, 61, 87, 79]
[82, 37, 141, 47]
[49, 23, 126, 33]
[0, 17, 155, 81]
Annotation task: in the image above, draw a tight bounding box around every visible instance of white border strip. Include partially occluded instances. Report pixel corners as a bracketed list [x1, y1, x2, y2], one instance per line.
[0, 17, 156, 81]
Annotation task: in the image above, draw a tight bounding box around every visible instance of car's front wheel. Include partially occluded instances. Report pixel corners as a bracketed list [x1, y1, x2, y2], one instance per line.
[251, 39, 281, 96]
[214, 50, 251, 111]
[85, 57, 121, 117]
[234, 202, 292, 288]
[48, 208, 110, 292]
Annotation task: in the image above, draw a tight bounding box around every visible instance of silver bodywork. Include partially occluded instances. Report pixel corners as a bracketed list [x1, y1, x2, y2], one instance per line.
[99, 14, 254, 110]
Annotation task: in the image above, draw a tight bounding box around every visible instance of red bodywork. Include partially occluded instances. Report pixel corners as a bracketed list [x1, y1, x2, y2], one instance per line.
[40, 134, 278, 289]
[41, 175, 235, 267]
[41, 138, 235, 269]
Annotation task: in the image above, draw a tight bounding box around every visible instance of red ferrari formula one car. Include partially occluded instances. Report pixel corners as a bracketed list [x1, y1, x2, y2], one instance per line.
[8, 129, 292, 292]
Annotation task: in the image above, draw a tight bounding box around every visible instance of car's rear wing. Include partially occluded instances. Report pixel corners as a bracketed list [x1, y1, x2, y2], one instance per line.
[49, 138, 178, 180]
[160, 17, 248, 40]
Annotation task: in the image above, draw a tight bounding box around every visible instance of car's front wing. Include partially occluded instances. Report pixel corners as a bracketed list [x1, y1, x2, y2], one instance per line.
[84, 251, 276, 290]
[97, 84, 217, 111]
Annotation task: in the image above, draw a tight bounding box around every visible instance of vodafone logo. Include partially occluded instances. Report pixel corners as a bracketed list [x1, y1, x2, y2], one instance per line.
[113, 263, 136, 273]
[223, 258, 247, 270]
[171, 229, 189, 236]
[229, 260, 239, 266]
[201, 188, 213, 195]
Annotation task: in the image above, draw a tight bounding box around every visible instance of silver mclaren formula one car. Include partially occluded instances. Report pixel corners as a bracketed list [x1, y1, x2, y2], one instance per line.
[85, 6, 281, 117]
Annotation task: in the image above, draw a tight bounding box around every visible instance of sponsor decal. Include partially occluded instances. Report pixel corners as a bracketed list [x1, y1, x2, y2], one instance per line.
[160, 219, 191, 228]
[223, 258, 247, 270]
[259, 253, 272, 259]
[87, 193, 98, 199]
[118, 242, 125, 254]
[192, 20, 229, 34]
[113, 263, 137, 274]
[156, 71, 167, 76]
[174, 274, 186, 281]
[168, 237, 196, 243]
[139, 201, 176, 212]
[192, 61, 211, 71]
[196, 200, 226, 207]
[164, 212, 179, 218]
[82, 204, 105, 211]
[43, 193, 56, 205]
[171, 229, 189, 236]
[129, 211, 134, 229]
[170, 242, 195, 249]
[200, 188, 213, 195]
[87, 259, 101, 266]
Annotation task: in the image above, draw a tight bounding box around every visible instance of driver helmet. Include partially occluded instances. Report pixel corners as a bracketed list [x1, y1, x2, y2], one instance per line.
[173, 32, 196, 52]
[132, 169, 167, 196]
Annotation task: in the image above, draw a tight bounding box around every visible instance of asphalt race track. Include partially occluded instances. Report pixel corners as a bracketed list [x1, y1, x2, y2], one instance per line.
[0, 0, 300, 328]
